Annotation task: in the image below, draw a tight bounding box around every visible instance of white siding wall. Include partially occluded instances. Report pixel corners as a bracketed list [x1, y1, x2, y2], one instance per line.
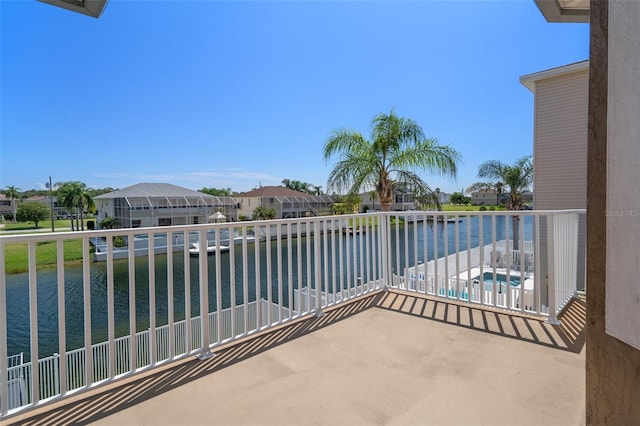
[533, 69, 589, 210]
[606, 0, 640, 350]
[532, 67, 588, 291]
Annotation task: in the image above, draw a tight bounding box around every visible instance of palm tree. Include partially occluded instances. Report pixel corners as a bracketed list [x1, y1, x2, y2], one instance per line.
[79, 188, 95, 231]
[252, 206, 276, 220]
[56, 181, 93, 231]
[57, 182, 81, 231]
[467, 156, 532, 210]
[323, 111, 461, 211]
[467, 155, 533, 249]
[495, 182, 504, 206]
[369, 190, 378, 211]
[415, 189, 442, 211]
[4, 185, 21, 222]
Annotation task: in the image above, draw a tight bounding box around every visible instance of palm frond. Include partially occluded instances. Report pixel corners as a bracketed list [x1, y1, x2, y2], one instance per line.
[323, 130, 368, 162]
[326, 149, 377, 195]
[372, 111, 425, 156]
[477, 160, 506, 180]
[389, 139, 460, 179]
[465, 181, 494, 193]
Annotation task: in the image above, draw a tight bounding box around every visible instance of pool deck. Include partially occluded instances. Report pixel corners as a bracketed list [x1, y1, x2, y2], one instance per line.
[6, 290, 586, 426]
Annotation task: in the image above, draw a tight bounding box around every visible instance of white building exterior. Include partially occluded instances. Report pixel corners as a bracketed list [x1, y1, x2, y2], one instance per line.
[236, 186, 333, 219]
[94, 183, 238, 228]
[520, 60, 588, 291]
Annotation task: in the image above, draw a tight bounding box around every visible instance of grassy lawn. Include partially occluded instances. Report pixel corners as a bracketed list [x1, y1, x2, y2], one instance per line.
[441, 204, 505, 212]
[3, 239, 86, 274]
[1, 218, 94, 232]
[2, 218, 96, 273]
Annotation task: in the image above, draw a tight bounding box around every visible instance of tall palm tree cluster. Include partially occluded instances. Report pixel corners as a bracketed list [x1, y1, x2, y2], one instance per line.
[281, 179, 323, 196]
[323, 110, 461, 211]
[56, 181, 95, 231]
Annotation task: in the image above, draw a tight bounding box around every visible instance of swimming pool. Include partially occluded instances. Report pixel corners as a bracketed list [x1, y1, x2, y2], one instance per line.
[473, 272, 521, 287]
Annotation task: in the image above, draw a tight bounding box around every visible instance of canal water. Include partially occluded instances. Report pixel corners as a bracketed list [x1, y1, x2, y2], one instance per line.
[5, 216, 531, 359]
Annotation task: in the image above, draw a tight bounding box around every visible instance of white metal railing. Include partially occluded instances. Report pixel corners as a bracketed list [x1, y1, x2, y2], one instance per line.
[0, 210, 584, 418]
[387, 210, 583, 321]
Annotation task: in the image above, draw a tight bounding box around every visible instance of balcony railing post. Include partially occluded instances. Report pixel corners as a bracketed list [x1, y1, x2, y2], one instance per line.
[0, 241, 9, 417]
[197, 228, 215, 360]
[28, 241, 40, 404]
[546, 214, 559, 324]
[380, 213, 390, 290]
[313, 220, 324, 317]
[56, 240, 67, 395]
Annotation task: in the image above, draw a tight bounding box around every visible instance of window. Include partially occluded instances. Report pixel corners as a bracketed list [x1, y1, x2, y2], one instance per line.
[132, 220, 141, 228]
[158, 218, 172, 226]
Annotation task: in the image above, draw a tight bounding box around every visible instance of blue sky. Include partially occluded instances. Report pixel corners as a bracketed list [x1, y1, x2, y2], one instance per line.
[1, 0, 588, 195]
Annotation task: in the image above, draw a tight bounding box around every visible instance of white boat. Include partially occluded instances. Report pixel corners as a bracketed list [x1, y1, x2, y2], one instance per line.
[188, 242, 230, 256]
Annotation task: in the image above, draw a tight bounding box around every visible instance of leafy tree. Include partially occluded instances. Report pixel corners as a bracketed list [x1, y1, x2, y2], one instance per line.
[4, 185, 21, 222]
[19, 189, 49, 199]
[467, 156, 533, 249]
[450, 192, 470, 205]
[323, 110, 460, 211]
[99, 216, 121, 229]
[88, 187, 116, 197]
[16, 202, 50, 228]
[252, 206, 277, 220]
[113, 236, 127, 247]
[200, 187, 234, 196]
[332, 194, 361, 214]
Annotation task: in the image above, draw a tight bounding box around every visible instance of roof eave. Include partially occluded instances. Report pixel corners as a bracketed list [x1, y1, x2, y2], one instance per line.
[38, 0, 109, 18]
[534, 0, 590, 23]
[520, 60, 589, 92]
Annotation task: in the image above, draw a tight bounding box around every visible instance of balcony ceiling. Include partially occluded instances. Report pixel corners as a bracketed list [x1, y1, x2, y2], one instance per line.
[37, 0, 109, 18]
[535, 0, 590, 23]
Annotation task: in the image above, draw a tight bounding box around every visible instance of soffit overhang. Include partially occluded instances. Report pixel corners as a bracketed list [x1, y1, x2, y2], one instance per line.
[38, 0, 109, 18]
[534, 0, 590, 23]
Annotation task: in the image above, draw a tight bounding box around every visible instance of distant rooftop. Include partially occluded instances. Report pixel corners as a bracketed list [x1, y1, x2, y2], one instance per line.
[238, 186, 320, 198]
[94, 183, 214, 200]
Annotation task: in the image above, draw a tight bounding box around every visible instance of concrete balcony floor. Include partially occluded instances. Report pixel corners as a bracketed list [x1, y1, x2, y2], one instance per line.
[9, 291, 586, 426]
